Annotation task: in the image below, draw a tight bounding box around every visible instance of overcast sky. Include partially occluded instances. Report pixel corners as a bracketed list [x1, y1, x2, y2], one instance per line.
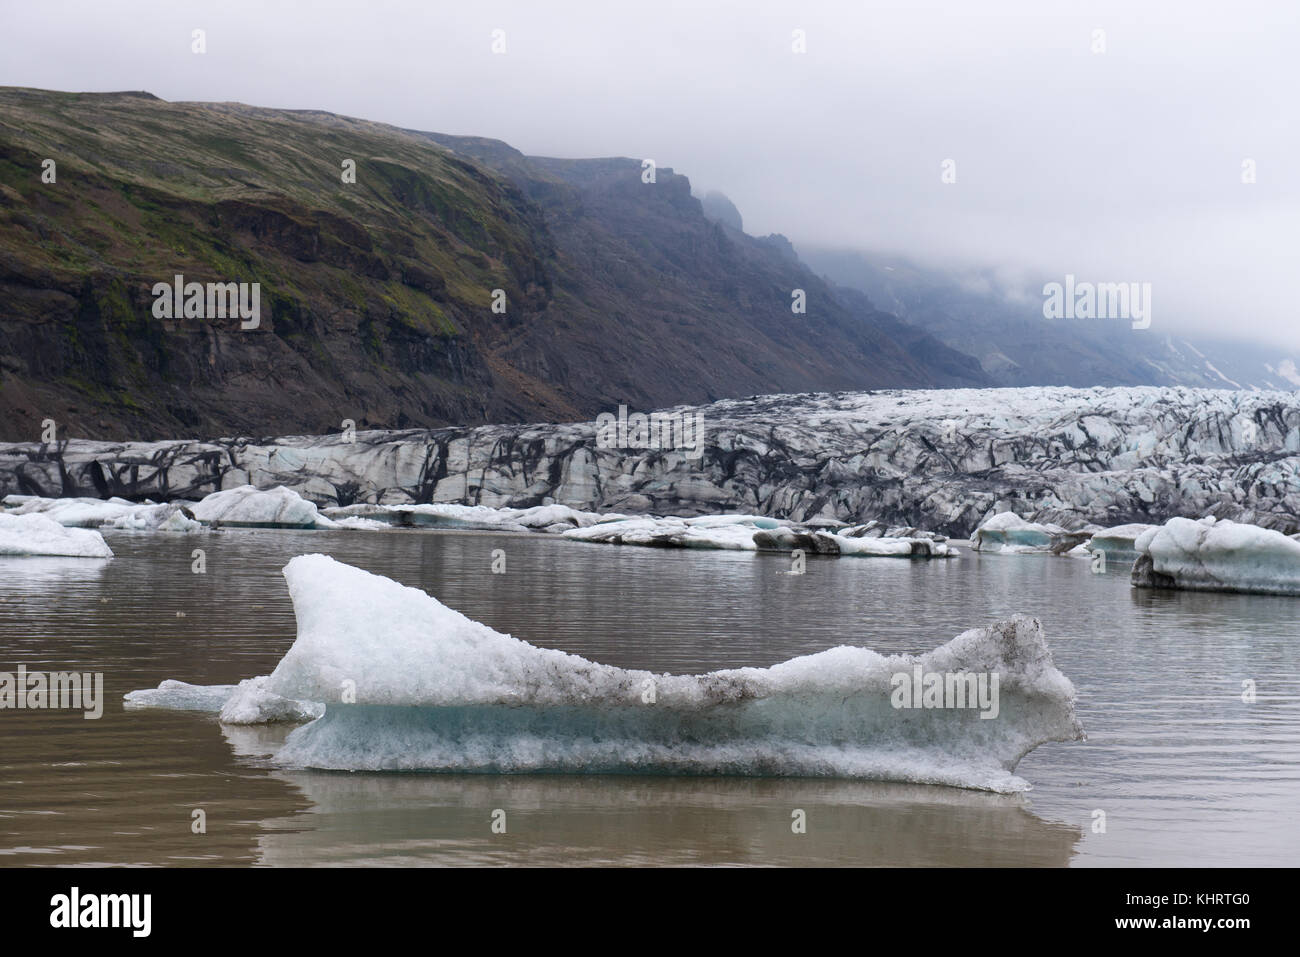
[3, 0, 1297, 349]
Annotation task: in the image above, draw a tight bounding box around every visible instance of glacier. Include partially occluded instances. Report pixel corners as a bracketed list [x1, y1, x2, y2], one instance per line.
[2, 386, 1296, 537]
[1131, 516, 1300, 596]
[124, 554, 1084, 791]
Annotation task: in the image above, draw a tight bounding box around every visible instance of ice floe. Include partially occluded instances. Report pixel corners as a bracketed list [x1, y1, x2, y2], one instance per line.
[970, 512, 1094, 555]
[321, 501, 614, 533]
[562, 516, 765, 550]
[1131, 516, 1300, 596]
[1, 493, 200, 531]
[0, 512, 114, 558]
[125, 554, 1083, 791]
[1084, 523, 1156, 562]
[562, 514, 953, 556]
[123, 679, 235, 711]
[191, 485, 333, 528]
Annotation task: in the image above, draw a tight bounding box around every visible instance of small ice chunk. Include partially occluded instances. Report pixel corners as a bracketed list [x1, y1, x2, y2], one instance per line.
[218, 676, 324, 724]
[124, 679, 235, 711]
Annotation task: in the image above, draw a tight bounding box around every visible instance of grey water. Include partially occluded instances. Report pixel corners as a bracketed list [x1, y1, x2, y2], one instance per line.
[1, 528, 1297, 866]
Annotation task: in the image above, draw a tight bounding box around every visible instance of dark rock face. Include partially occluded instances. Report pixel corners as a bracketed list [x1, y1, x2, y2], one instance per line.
[1130, 554, 1177, 590]
[3, 386, 1298, 539]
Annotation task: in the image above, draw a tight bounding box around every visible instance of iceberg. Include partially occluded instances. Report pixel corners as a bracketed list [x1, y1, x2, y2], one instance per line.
[123, 679, 236, 711]
[824, 533, 954, 558]
[1, 493, 200, 531]
[1085, 523, 1155, 563]
[191, 485, 333, 528]
[752, 526, 844, 554]
[321, 501, 614, 533]
[561, 516, 761, 550]
[3, 494, 147, 527]
[970, 512, 1093, 555]
[562, 514, 952, 556]
[101, 502, 202, 532]
[1131, 516, 1300, 596]
[753, 526, 953, 557]
[126, 554, 1084, 792]
[0, 512, 114, 558]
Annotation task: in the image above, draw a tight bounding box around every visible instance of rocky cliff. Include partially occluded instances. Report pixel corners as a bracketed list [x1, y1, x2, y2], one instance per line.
[0, 87, 987, 443]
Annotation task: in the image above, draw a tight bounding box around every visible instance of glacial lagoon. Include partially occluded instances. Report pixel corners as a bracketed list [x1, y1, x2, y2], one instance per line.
[1, 527, 1297, 866]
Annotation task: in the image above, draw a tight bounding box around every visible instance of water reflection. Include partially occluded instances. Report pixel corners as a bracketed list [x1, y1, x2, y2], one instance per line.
[222, 722, 1080, 867]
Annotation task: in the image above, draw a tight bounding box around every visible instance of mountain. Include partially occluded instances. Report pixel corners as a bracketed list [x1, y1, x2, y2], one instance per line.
[0, 87, 987, 442]
[801, 246, 1300, 391]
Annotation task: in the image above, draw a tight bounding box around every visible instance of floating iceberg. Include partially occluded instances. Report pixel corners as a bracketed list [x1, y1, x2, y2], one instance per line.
[825, 533, 954, 558]
[123, 679, 236, 711]
[100, 502, 201, 532]
[970, 512, 1093, 555]
[322, 501, 615, 533]
[192, 485, 333, 528]
[1131, 516, 1300, 596]
[0, 512, 114, 558]
[1085, 523, 1155, 563]
[126, 555, 1083, 791]
[562, 514, 953, 556]
[2, 494, 204, 532]
[561, 516, 763, 550]
[3, 493, 146, 527]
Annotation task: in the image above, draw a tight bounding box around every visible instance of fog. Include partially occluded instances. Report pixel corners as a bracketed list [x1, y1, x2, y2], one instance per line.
[3, 0, 1296, 348]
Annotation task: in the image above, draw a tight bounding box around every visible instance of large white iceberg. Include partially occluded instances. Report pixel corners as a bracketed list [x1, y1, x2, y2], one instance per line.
[0, 512, 114, 558]
[192, 485, 333, 528]
[1131, 516, 1300, 596]
[126, 554, 1083, 791]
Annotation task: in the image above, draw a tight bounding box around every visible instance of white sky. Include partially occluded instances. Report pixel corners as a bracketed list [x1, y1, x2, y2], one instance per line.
[3, 0, 1297, 348]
